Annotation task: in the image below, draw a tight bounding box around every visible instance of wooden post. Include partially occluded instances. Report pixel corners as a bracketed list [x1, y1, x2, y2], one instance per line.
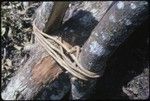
[70, 1, 149, 99]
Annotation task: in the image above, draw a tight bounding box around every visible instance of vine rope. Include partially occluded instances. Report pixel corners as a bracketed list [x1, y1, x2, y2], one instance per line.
[32, 19, 100, 80]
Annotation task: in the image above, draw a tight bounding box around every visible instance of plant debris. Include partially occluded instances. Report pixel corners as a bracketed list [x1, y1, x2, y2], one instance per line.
[1, 1, 40, 91]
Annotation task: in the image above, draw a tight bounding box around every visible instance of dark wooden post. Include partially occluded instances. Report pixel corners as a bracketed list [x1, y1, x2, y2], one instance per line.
[70, 1, 149, 99]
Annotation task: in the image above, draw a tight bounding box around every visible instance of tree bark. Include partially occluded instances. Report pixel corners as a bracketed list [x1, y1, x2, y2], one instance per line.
[70, 1, 149, 99]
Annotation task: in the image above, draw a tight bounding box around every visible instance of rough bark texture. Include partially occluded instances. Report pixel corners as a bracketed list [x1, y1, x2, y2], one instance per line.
[122, 68, 149, 99]
[1, 44, 63, 100]
[71, 1, 149, 99]
[90, 19, 149, 99]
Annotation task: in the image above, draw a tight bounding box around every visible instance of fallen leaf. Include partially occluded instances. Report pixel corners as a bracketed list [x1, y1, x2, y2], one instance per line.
[6, 59, 12, 67]
[14, 44, 22, 50]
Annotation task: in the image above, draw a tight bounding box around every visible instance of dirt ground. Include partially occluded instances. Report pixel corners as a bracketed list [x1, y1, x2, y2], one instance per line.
[1, 2, 149, 100]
